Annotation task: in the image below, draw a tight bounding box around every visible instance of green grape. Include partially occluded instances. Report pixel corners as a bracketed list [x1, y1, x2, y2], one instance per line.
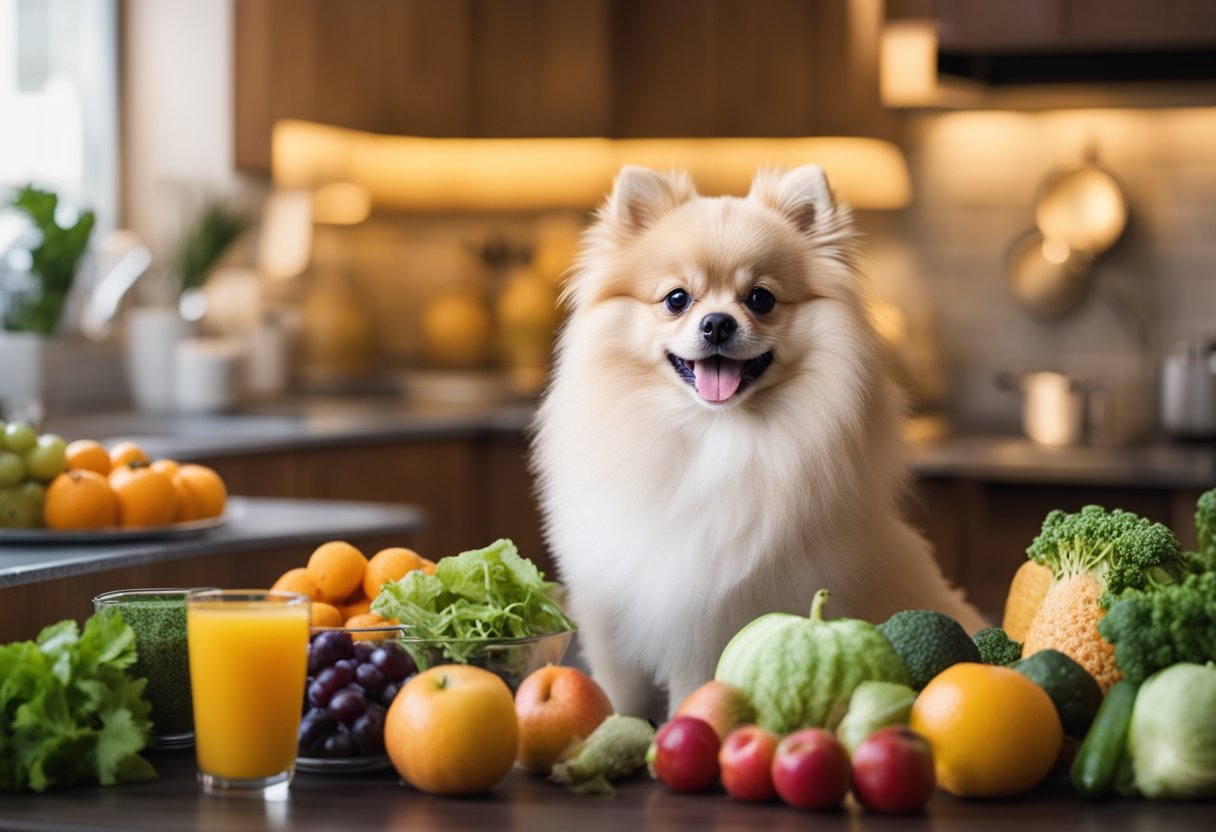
[24, 434, 67, 482]
[0, 485, 40, 527]
[3, 423, 37, 454]
[0, 451, 25, 487]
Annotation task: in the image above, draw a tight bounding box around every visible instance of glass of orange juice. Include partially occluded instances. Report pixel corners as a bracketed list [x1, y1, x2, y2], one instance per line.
[187, 589, 310, 798]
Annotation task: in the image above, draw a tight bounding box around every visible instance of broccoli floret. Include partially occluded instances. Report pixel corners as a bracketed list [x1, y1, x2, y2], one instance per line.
[1185, 548, 1216, 576]
[1026, 505, 1184, 607]
[973, 626, 1022, 666]
[1098, 570, 1216, 684]
[878, 610, 981, 690]
[1196, 487, 1216, 561]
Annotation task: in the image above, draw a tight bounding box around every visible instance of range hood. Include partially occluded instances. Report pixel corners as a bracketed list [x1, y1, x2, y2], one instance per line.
[938, 46, 1216, 86]
[882, 1, 1216, 107]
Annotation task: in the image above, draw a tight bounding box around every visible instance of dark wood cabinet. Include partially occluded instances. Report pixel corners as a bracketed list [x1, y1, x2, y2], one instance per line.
[233, 0, 894, 172]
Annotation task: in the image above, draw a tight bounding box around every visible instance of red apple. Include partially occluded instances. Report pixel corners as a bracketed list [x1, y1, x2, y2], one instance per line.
[674, 680, 756, 740]
[514, 665, 615, 773]
[851, 725, 936, 814]
[719, 725, 780, 802]
[649, 716, 721, 792]
[771, 728, 851, 810]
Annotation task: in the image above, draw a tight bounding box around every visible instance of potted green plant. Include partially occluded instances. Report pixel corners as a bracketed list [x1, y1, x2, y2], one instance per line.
[0, 185, 103, 422]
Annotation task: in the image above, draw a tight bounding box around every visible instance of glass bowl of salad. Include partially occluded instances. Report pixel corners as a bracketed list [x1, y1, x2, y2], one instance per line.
[371, 538, 577, 693]
[392, 628, 575, 693]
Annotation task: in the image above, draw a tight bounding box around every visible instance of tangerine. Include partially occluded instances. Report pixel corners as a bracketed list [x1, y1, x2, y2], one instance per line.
[109, 441, 149, 469]
[310, 602, 343, 628]
[150, 459, 180, 479]
[65, 440, 111, 476]
[344, 612, 397, 640]
[109, 464, 178, 527]
[45, 470, 118, 529]
[362, 547, 428, 600]
[340, 593, 372, 621]
[910, 662, 1062, 797]
[307, 541, 368, 603]
[272, 567, 321, 601]
[173, 464, 228, 522]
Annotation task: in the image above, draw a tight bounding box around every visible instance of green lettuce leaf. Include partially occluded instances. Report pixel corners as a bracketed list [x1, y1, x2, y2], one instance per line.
[0, 613, 155, 792]
[372, 538, 574, 663]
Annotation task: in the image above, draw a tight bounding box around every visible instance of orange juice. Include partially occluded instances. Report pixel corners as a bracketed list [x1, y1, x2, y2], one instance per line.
[187, 595, 309, 781]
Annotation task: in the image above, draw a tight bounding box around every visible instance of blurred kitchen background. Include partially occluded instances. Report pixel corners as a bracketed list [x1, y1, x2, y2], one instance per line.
[2, 0, 1215, 615]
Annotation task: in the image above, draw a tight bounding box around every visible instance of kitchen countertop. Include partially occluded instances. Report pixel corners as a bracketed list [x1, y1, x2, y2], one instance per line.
[0, 496, 424, 589]
[45, 398, 1216, 490]
[0, 747, 1211, 831]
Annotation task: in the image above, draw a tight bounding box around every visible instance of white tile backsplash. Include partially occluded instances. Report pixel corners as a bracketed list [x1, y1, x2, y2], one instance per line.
[890, 107, 1216, 432]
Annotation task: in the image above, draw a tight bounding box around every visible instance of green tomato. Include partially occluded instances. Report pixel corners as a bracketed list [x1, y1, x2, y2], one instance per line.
[0, 484, 40, 527]
[24, 434, 67, 482]
[0, 451, 25, 487]
[3, 423, 37, 454]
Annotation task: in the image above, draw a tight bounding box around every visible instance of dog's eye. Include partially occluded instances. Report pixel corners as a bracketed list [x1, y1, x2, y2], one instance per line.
[746, 287, 776, 314]
[664, 289, 691, 314]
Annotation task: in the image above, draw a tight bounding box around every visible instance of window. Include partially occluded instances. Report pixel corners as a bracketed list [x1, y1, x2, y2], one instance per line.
[0, 0, 118, 233]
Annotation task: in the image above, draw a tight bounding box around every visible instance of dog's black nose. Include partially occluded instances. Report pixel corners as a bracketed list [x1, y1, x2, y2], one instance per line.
[700, 313, 737, 345]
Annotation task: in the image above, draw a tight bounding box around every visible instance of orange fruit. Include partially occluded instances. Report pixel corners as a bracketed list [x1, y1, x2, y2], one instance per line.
[310, 602, 344, 628]
[109, 441, 149, 469]
[421, 558, 437, 576]
[910, 662, 1062, 797]
[150, 459, 180, 479]
[173, 464, 228, 522]
[65, 440, 111, 476]
[341, 593, 372, 621]
[307, 541, 368, 602]
[272, 567, 321, 601]
[44, 470, 118, 529]
[109, 464, 178, 527]
[344, 612, 398, 640]
[386, 665, 519, 795]
[362, 547, 428, 599]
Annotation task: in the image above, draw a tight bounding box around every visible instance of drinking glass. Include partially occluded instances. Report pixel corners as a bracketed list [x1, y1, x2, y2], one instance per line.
[93, 587, 209, 748]
[187, 589, 310, 798]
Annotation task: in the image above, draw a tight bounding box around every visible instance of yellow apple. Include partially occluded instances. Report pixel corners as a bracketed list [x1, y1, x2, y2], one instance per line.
[385, 664, 518, 795]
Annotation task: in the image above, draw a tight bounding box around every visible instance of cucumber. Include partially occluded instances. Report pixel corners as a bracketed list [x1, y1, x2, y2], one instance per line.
[1070, 680, 1138, 799]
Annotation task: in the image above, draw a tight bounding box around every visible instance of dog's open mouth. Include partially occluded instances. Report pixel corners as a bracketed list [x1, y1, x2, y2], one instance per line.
[667, 351, 774, 403]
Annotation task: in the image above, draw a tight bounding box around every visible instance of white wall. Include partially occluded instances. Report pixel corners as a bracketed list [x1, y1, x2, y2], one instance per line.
[121, 0, 243, 254]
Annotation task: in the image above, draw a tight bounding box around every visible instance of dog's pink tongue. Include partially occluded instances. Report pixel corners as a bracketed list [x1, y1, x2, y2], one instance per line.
[693, 357, 745, 402]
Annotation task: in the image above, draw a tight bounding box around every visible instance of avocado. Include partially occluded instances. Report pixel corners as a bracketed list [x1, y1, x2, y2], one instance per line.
[877, 610, 981, 690]
[1014, 649, 1103, 737]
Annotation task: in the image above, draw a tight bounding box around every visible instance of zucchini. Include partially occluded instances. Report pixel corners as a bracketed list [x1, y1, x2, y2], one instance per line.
[1070, 680, 1138, 799]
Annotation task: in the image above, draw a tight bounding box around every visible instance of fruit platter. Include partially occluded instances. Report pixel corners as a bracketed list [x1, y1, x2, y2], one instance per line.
[0, 421, 229, 540]
[1, 487, 1215, 830]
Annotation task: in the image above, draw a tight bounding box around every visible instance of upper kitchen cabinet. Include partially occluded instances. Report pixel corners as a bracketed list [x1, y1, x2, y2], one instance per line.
[234, 0, 894, 172]
[609, 0, 891, 138]
[235, 0, 613, 170]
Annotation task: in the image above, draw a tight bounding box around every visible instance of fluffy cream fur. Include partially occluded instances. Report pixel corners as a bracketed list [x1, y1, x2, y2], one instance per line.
[532, 165, 985, 718]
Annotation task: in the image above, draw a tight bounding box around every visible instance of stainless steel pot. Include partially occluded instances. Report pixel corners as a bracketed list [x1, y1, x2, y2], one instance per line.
[1161, 340, 1216, 439]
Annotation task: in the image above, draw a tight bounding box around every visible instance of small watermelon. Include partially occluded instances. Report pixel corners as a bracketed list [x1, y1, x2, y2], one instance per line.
[715, 589, 910, 734]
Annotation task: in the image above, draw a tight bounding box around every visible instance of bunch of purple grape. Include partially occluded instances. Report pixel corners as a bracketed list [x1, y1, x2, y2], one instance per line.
[299, 630, 416, 758]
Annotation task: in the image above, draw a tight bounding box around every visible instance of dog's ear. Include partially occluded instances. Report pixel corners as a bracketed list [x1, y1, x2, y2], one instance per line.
[749, 165, 836, 234]
[606, 166, 696, 235]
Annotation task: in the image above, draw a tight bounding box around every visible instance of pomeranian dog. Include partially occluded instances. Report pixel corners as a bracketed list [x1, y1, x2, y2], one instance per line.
[532, 165, 985, 718]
